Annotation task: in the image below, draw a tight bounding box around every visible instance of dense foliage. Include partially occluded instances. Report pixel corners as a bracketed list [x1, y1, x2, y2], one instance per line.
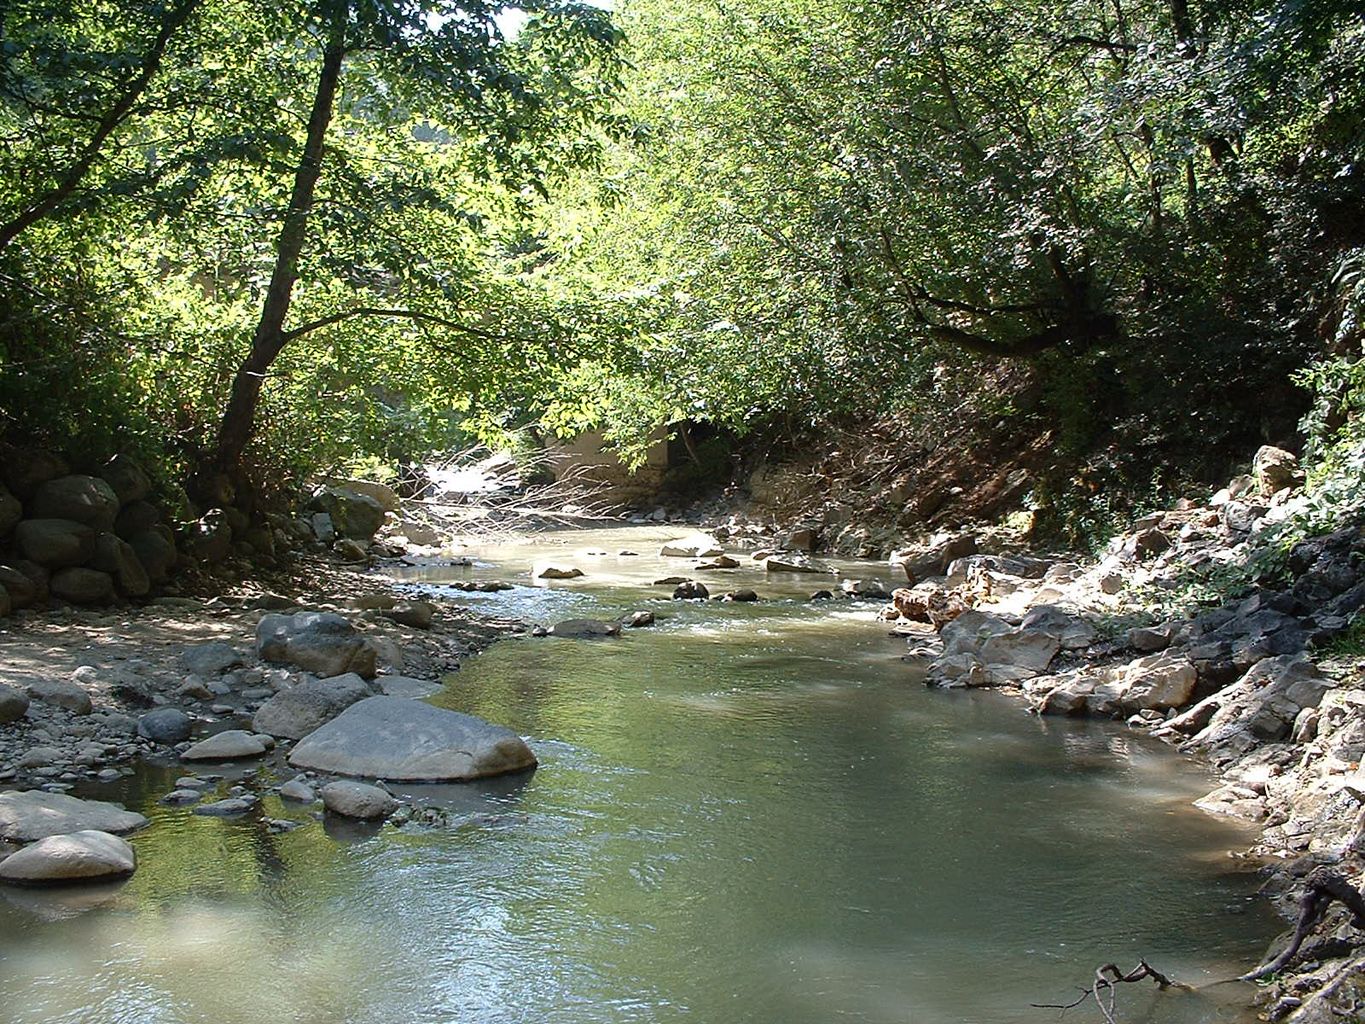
[0, 0, 1362, 527]
[536, 0, 1365, 508]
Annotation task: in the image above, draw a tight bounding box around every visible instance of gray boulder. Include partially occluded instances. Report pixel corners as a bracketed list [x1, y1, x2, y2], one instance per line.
[288, 696, 536, 781]
[255, 611, 378, 679]
[0, 790, 147, 842]
[310, 512, 336, 544]
[90, 533, 150, 597]
[180, 729, 269, 761]
[30, 475, 119, 530]
[321, 780, 397, 821]
[532, 562, 583, 580]
[252, 672, 373, 739]
[930, 609, 1073, 688]
[14, 519, 96, 568]
[179, 642, 244, 676]
[50, 567, 115, 605]
[279, 778, 317, 802]
[128, 526, 176, 583]
[137, 708, 194, 745]
[0, 830, 136, 884]
[193, 796, 257, 817]
[99, 454, 151, 505]
[659, 534, 724, 558]
[1167, 657, 1332, 751]
[0, 683, 29, 723]
[892, 532, 978, 581]
[307, 488, 385, 541]
[26, 677, 93, 715]
[672, 581, 709, 600]
[378, 601, 435, 630]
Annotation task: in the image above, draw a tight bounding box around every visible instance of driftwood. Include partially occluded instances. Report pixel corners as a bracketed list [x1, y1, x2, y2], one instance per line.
[1240, 866, 1365, 982]
[1033, 961, 1187, 1024]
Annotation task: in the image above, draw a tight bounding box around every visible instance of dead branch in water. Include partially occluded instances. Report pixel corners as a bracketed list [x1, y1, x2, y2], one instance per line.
[402, 451, 625, 542]
[1033, 961, 1187, 1023]
[1240, 867, 1365, 982]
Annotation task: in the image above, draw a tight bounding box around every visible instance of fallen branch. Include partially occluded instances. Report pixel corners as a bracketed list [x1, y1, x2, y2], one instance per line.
[1240, 867, 1365, 982]
[1033, 961, 1186, 1024]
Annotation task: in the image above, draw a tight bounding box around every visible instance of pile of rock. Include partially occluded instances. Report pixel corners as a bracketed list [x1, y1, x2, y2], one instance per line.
[0, 451, 175, 612]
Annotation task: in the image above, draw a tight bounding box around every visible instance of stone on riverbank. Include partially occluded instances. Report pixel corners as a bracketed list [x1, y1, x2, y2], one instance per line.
[288, 696, 536, 781]
[180, 730, 270, 761]
[0, 790, 147, 842]
[14, 519, 95, 568]
[0, 684, 30, 724]
[25, 677, 93, 715]
[532, 562, 584, 580]
[137, 708, 194, 745]
[0, 830, 136, 884]
[179, 642, 245, 676]
[256, 611, 378, 679]
[252, 673, 373, 739]
[321, 780, 397, 820]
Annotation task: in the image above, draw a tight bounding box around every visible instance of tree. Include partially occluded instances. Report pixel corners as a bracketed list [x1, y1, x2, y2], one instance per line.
[192, 0, 623, 501]
[0, 0, 206, 248]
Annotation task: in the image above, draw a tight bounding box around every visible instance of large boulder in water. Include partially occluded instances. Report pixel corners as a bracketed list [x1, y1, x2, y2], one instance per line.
[288, 696, 536, 781]
[0, 830, 137, 884]
[252, 672, 373, 739]
[0, 790, 148, 842]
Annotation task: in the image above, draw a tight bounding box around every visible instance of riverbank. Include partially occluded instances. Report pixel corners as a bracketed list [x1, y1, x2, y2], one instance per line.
[0, 558, 527, 802]
[812, 447, 1365, 1023]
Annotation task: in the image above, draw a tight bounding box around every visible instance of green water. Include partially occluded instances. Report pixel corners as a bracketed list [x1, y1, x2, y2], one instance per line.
[0, 528, 1279, 1024]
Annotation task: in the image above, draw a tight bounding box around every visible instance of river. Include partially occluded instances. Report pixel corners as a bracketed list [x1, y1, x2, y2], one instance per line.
[0, 526, 1280, 1024]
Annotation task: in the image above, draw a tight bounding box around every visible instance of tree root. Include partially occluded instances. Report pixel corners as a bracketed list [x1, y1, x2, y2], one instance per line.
[1033, 960, 1189, 1023]
[1241, 866, 1365, 982]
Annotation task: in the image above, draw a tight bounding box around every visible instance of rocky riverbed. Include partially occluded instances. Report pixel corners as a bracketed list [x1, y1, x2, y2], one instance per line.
[0, 562, 532, 869]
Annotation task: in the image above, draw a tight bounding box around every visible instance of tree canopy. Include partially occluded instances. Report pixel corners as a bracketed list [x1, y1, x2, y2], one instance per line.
[0, 0, 1362, 521]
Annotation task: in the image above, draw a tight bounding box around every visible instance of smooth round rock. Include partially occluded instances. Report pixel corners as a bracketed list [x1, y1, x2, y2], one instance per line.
[321, 780, 397, 821]
[137, 708, 194, 745]
[0, 830, 136, 884]
[0, 790, 148, 842]
[0, 683, 30, 723]
[288, 696, 536, 782]
[180, 730, 269, 761]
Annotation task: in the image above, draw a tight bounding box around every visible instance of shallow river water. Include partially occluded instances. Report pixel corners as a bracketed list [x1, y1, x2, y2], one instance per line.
[0, 527, 1280, 1024]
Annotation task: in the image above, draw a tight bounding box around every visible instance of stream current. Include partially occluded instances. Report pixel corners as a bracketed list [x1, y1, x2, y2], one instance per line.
[0, 527, 1280, 1024]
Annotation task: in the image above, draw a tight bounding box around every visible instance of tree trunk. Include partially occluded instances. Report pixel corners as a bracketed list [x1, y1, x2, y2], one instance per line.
[0, 0, 203, 249]
[207, 20, 346, 486]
